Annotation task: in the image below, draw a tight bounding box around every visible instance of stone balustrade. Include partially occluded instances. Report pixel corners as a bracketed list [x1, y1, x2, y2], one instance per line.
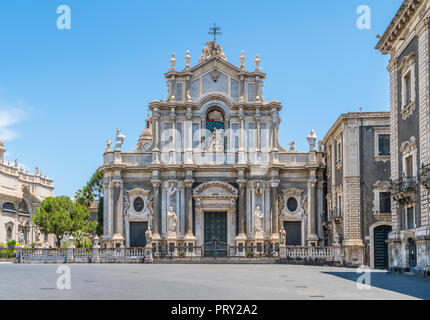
[0, 161, 53, 187]
[282, 246, 343, 262]
[16, 247, 151, 264]
[103, 151, 314, 167]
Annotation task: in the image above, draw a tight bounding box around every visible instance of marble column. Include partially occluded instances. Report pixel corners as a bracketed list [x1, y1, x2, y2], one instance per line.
[256, 113, 261, 152]
[237, 179, 246, 237]
[152, 108, 161, 164]
[170, 109, 176, 163]
[111, 179, 124, 244]
[238, 108, 245, 164]
[184, 179, 195, 240]
[270, 181, 279, 240]
[184, 107, 193, 164]
[151, 180, 161, 240]
[307, 177, 319, 245]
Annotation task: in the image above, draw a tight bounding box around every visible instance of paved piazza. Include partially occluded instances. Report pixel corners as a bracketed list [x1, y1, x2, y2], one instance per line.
[0, 264, 430, 300]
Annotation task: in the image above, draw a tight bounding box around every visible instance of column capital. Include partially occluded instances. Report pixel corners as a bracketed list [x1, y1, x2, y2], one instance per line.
[237, 179, 247, 187]
[184, 179, 194, 188]
[151, 179, 161, 188]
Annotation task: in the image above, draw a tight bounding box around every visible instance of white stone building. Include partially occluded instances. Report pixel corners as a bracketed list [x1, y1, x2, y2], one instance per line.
[100, 41, 326, 253]
[0, 140, 55, 247]
[376, 0, 430, 276]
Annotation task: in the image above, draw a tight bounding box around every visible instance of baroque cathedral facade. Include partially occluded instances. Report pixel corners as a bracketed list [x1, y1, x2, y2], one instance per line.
[100, 40, 325, 252]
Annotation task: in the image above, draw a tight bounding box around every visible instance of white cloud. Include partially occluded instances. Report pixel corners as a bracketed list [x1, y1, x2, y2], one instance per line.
[0, 104, 27, 142]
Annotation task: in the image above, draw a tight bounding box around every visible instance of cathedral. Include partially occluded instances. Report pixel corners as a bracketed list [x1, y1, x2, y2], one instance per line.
[100, 40, 325, 254]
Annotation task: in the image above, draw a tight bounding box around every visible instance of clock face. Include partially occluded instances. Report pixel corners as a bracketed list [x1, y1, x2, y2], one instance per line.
[133, 197, 144, 212]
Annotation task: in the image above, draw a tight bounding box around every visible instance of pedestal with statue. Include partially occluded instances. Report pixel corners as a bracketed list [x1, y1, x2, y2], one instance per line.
[279, 227, 287, 258]
[166, 207, 178, 257]
[144, 227, 154, 263]
[253, 207, 265, 256]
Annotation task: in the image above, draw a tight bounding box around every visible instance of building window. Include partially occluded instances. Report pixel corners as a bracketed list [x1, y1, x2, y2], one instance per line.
[404, 71, 411, 107]
[335, 139, 342, 163]
[260, 123, 267, 149]
[406, 155, 413, 177]
[247, 83, 255, 102]
[2, 202, 16, 213]
[337, 195, 342, 217]
[6, 224, 13, 241]
[192, 123, 200, 149]
[176, 82, 183, 102]
[379, 192, 391, 213]
[407, 207, 414, 230]
[287, 197, 298, 212]
[378, 134, 390, 156]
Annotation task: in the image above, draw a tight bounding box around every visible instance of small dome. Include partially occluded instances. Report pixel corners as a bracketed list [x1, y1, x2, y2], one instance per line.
[140, 127, 152, 139]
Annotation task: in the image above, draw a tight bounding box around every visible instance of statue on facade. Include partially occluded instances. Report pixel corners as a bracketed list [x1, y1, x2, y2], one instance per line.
[289, 141, 296, 151]
[145, 227, 153, 245]
[167, 183, 177, 196]
[18, 229, 24, 245]
[279, 227, 287, 246]
[34, 227, 41, 243]
[254, 207, 264, 234]
[167, 207, 177, 235]
[198, 40, 227, 63]
[255, 182, 263, 196]
[115, 128, 125, 151]
[207, 128, 224, 152]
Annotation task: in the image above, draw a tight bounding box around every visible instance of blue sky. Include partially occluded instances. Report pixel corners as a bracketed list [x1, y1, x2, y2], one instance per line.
[0, 0, 403, 197]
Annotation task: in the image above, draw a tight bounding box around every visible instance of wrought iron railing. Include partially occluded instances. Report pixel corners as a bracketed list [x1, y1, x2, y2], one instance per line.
[392, 176, 417, 194]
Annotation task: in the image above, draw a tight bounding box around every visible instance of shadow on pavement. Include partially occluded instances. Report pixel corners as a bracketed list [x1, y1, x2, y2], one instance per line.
[322, 271, 430, 300]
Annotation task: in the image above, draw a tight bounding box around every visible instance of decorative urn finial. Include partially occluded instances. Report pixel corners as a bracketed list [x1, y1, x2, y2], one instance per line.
[169, 53, 176, 71]
[240, 51, 246, 70]
[185, 50, 191, 69]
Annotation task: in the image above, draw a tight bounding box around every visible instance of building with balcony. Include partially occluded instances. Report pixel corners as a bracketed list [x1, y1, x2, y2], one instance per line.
[0, 139, 55, 247]
[376, 0, 430, 276]
[322, 112, 391, 268]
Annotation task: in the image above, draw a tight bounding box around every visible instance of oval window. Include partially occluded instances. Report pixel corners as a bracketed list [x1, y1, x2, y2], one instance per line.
[133, 197, 144, 212]
[287, 197, 298, 212]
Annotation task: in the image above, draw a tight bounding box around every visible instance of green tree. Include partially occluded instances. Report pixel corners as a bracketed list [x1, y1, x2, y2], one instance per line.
[33, 196, 97, 248]
[75, 170, 104, 235]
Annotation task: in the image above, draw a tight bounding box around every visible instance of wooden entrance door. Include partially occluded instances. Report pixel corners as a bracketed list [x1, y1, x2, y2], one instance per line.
[374, 225, 392, 269]
[129, 222, 148, 247]
[284, 221, 302, 246]
[204, 212, 227, 257]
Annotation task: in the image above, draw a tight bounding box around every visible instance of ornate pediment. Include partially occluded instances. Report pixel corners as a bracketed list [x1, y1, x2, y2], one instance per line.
[193, 181, 238, 197]
[400, 136, 417, 155]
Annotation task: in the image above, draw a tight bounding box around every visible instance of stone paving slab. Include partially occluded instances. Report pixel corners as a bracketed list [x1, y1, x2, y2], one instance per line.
[0, 264, 429, 300]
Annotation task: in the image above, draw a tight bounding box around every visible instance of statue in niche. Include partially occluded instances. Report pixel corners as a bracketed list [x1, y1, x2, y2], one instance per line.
[167, 207, 177, 235]
[255, 182, 263, 196]
[167, 183, 177, 196]
[254, 207, 264, 234]
[207, 128, 224, 152]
